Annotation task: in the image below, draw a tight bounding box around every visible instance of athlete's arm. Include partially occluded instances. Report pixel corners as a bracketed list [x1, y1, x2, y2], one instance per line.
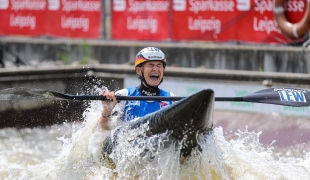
[98, 91, 117, 130]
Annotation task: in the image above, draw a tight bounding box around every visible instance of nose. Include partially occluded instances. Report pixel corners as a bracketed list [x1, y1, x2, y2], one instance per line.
[152, 66, 159, 71]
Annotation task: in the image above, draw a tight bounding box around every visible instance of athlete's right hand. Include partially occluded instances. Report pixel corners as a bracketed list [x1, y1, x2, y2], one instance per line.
[101, 91, 117, 117]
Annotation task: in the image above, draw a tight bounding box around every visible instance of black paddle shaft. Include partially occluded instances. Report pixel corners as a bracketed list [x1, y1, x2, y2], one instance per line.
[0, 87, 310, 107]
[72, 96, 242, 101]
[43, 87, 310, 107]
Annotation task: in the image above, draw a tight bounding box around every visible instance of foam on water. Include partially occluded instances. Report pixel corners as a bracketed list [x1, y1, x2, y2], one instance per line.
[1, 98, 310, 179]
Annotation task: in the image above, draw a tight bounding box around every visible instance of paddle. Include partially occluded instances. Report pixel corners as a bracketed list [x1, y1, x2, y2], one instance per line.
[0, 87, 309, 107]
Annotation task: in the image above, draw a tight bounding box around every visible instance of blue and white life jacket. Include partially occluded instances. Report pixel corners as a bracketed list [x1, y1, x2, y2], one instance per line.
[118, 87, 174, 121]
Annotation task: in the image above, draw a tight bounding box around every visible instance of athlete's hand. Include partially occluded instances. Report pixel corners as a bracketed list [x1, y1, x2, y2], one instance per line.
[101, 91, 117, 117]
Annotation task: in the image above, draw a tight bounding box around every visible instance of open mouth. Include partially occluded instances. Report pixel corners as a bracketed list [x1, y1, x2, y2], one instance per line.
[149, 74, 159, 80]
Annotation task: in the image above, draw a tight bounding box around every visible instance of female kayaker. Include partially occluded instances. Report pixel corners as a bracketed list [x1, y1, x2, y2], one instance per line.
[98, 47, 175, 130]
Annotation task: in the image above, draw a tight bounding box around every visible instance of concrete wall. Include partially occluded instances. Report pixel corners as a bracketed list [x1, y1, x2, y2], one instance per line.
[1, 64, 310, 127]
[1, 37, 310, 73]
[0, 66, 124, 127]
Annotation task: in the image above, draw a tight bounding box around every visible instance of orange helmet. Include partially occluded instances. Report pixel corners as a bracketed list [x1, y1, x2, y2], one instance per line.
[134, 47, 166, 67]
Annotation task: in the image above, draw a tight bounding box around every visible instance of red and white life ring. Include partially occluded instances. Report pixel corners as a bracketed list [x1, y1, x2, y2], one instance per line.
[274, 0, 310, 39]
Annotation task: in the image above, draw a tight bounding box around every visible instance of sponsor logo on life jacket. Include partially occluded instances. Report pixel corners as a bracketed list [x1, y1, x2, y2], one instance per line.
[160, 101, 169, 108]
[141, 89, 157, 96]
[128, 100, 140, 106]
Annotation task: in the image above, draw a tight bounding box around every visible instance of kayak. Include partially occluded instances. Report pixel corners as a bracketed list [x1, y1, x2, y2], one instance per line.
[101, 89, 214, 159]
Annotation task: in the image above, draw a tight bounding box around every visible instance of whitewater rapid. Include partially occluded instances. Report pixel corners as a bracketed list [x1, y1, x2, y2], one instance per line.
[1, 100, 310, 179]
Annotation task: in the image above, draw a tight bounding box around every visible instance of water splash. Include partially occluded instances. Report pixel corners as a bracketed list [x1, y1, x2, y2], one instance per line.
[215, 126, 310, 179]
[1, 97, 310, 179]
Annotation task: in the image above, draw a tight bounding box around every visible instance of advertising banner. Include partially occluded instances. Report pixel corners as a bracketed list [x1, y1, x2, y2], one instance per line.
[112, 0, 170, 40]
[171, 0, 307, 44]
[172, 0, 236, 41]
[0, 0, 307, 43]
[0, 0, 46, 36]
[46, 0, 102, 38]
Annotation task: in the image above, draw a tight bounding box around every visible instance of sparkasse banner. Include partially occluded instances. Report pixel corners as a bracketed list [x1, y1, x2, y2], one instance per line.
[110, 0, 306, 43]
[46, 0, 102, 38]
[112, 0, 170, 40]
[0, 0, 46, 36]
[0, 0, 307, 43]
[171, 0, 306, 43]
[0, 0, 102, 38]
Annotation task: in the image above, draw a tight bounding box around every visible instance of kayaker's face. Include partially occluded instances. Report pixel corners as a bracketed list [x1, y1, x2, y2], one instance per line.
[136, 61, 164, 87]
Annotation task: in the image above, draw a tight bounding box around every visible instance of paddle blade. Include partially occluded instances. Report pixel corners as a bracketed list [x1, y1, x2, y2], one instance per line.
[0, 87, 72, 100]
[243, 87, 310, 107]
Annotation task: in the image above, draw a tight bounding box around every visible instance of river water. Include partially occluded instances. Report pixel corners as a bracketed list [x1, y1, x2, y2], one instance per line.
[1, 100, 310, 180]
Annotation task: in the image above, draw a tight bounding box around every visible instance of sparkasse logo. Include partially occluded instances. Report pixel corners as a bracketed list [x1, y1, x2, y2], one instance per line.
[113, 0, 126, 11]
[0, 0, 9, 10]
[173, 0, 186, 11]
